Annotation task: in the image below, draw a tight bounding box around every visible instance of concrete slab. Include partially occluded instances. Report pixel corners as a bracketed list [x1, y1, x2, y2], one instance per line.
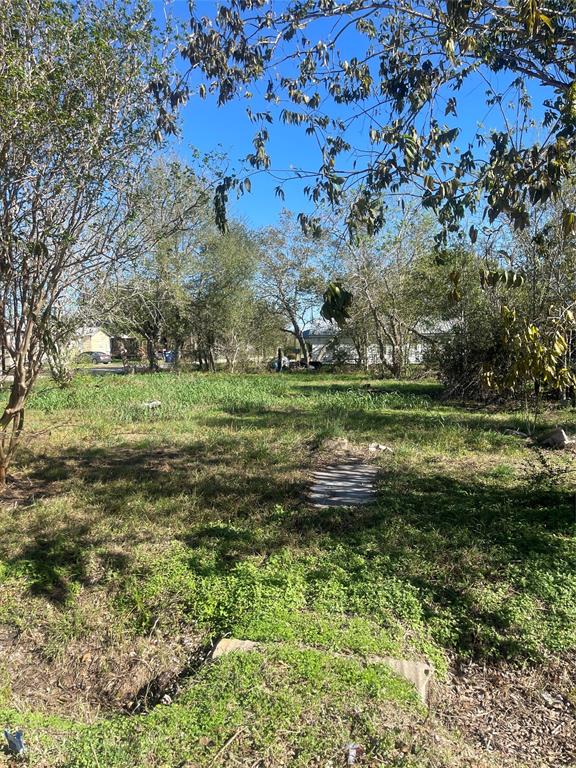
[375, 657, 434, 704]
[209, 638, 433, 705]
[539, 427, 574, 449]
[308, 461, 378, 508]
[210, 638, 259, 659]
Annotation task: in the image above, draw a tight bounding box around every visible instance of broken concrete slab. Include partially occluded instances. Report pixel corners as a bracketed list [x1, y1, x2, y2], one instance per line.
[538, 427, 574, 449]
[308, 461, 378, 508]
[375, 657, 434, 705]
[210, 638, 259, 660]
[209, 638, 432, 705]
[368, 442, 393, 453]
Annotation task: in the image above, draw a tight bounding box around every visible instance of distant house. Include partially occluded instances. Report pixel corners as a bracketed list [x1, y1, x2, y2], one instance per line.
[303, 318, 453, 366]
[74, 327, 111, 355]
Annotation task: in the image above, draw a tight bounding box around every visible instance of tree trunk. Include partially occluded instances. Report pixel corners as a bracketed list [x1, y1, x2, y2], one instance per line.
[390, 344, 404, 379]
[0, 366, 30, 489]
[374, 329, 389, 379]
[146, 338, 159, 372]
[295, 333, 310, 366]
[228, 346, 239, 372]
[352, 334, 368, 370]
[173, 342, 182, 371]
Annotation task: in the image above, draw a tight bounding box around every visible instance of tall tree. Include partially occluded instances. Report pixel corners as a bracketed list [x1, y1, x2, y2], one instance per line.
[0, 0, 168, 485]
[258, 211, 323, 365]
[99, 160, 212, 371]
[333, 208, 446, 377]
[189, 226, 259, 371]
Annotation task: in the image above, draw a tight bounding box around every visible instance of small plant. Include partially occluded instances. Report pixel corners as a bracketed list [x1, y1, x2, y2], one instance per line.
[45, 345, 76, 389]
[483, 305, 576, 433]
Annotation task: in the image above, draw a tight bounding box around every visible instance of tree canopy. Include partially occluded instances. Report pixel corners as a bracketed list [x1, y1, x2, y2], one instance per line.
[175, 1, 576, 241]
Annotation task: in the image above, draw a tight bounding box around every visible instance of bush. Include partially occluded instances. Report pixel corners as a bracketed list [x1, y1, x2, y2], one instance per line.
[434, 314, 509, 398]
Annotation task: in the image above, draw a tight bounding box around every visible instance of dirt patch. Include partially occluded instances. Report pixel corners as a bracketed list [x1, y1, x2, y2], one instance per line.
[0, 472, 64, 509]
[313, 436, 392, 466]
[435, 655, 576, 767]
[0, 619, 206, 718]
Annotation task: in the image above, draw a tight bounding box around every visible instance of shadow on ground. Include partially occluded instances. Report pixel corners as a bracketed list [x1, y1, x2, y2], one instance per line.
[1, 406, 573, 664]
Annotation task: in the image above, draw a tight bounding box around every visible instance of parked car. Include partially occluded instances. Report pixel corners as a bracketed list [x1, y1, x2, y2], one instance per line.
[78, 351, 111, 364]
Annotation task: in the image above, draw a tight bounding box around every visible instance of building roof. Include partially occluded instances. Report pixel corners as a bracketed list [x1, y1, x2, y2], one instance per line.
[302, 318, 339, 340]
[303, 317, 455, 341]
[77, 326, 111, 338]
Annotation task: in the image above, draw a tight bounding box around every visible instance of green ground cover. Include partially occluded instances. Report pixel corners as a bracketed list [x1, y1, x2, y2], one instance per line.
[0, 372, 574, 766]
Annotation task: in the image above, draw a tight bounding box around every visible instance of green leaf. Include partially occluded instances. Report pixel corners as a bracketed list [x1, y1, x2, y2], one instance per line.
[562, 209, 576, 237]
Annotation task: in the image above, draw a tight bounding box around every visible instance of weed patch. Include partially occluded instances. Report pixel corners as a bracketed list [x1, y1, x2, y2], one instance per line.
[1, 372, 574, 766]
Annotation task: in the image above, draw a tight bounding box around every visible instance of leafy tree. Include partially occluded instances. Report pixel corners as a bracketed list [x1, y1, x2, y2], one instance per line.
[177, 1, 576, 240]
[434, 196, 576, 401]
[477, 193, 576, 408]
[333, 208, 448, 377]
[434, 247, 504, 395]
[0, 0, 167, 485]
[101, 160, 212, 371]
[499, 191, 576, 326]
[257, 211, 324, 365]
[189, 225, 260, 371]
[329, 293, 373, 370]
[96, 164, 260, 373]
[43, 310, 82, 389]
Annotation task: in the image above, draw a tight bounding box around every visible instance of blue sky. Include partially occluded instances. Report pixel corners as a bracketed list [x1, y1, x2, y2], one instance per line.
[157, 1, 550, 230]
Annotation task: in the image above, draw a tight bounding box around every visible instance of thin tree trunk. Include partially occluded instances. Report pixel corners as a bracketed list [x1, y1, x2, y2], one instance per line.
[295, 332, 310, 366]
[229, 346, 239, 372]
[0, 354, 33, 488]
[146, 338, 159, 372]
[390, 344, 404, 378]
[374, 329, 389, 378]
[173, 342, 182, 370]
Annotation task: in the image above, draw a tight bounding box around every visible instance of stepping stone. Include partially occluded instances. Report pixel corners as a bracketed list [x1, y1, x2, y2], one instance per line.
[210, 638, 259, 659]
[308, 461, 378, 508]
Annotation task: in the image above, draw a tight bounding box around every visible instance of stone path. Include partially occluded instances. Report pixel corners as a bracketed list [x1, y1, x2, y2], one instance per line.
[308, 460, 378, 508]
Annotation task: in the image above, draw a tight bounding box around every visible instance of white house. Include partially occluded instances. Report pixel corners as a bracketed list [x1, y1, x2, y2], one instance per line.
[74, 327, 111, 355]
[302, 318, 453, 366]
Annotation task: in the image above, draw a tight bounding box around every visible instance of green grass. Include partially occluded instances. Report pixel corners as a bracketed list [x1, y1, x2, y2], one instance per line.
[0, 371, 574, 766]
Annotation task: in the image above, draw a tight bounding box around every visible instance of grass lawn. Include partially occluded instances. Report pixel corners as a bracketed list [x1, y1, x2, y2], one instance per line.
[0, 372, 574, 767]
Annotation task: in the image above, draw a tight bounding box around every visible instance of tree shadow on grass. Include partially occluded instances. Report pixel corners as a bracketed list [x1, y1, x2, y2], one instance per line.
[280, 378, 445, 400]
[198, 406, 531, 450]
[1, 514, 132, 604]
[0, 435, 304, 603]
[290, 467, 575, 659]
[2, 405, 574, 661]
